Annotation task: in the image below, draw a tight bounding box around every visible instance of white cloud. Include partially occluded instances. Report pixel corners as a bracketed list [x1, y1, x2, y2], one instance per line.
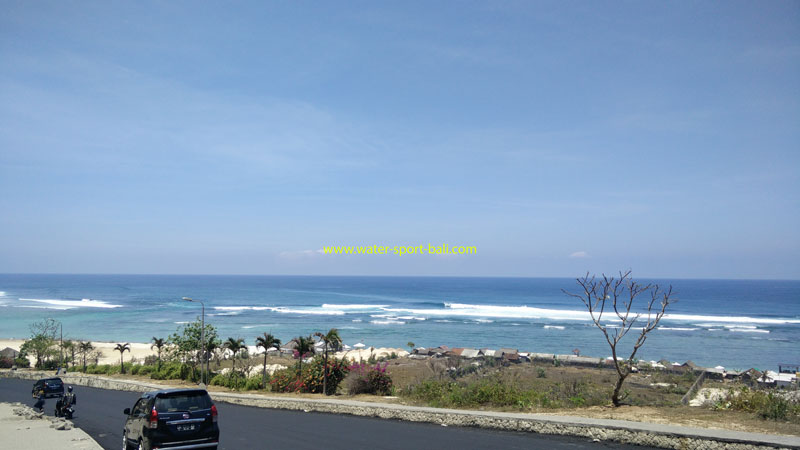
[569, 251, 589, 259]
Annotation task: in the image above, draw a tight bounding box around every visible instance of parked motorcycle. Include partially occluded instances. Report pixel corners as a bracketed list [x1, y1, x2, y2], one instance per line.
[55, 398, 75, 419]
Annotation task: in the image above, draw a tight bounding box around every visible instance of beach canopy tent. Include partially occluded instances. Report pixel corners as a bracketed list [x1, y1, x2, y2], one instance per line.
[353, 343, 366, 349]
[0, 347, 18, 359]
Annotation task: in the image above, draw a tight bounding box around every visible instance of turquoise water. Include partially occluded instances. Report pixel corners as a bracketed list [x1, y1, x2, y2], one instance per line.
[0, 274, 798, 370]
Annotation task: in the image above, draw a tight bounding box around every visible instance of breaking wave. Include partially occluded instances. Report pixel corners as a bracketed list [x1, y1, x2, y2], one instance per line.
[18, 298, 122, 309]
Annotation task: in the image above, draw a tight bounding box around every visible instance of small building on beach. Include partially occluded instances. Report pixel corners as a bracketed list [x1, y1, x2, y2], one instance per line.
[460, 348, 480, 359]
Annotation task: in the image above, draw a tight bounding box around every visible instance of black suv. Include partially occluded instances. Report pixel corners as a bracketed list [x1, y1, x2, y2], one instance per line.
[123, 388, 219, 450]
[32, 377, 64, 398]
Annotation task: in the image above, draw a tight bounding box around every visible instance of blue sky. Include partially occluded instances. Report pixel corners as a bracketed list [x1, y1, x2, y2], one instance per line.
[1, 1, 798, 278]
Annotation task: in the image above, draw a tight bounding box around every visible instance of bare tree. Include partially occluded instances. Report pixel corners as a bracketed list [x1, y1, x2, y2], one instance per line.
[563, 270, 674, 407]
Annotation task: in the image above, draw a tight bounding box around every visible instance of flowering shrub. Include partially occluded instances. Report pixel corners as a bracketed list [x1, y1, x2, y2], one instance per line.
[301, 356, 350, 394]
[269, 368, 303, 392]
[270, 356, 350, 394]
[347, 362, 393, 395]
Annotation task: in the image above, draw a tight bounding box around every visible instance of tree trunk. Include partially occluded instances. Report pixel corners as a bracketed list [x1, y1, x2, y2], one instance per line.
[262, 353, 268, 388]
[120, 353, 124, 374]
[611, 373, 628, 407]
[323, 343, 328, 396]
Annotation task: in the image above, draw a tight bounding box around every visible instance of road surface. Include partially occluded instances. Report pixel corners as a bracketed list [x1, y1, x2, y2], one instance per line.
[0, 377, 653, 449]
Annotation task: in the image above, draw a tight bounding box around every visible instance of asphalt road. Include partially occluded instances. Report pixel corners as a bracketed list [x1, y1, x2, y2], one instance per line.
[0, 378, 655, 450]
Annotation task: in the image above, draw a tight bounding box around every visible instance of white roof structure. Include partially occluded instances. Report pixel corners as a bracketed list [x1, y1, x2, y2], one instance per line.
[460, 349, 480, 359]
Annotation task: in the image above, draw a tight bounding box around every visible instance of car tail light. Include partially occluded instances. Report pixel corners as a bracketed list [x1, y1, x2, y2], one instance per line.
[211, 404, 217, 423]
[149, 407, 158, 429]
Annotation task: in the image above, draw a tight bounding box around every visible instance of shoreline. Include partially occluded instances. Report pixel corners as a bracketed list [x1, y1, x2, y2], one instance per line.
[0, 338, 410, 367]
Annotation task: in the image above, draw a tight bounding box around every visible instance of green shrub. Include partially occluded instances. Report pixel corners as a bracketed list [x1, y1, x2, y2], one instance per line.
[86, 364, 112, 374]
[403, 377, 553, 410]
[537, 368, 546, 378]
[244, 375, 263, 391]
[150, 362, 189, 380]
[718, 387, 799, 422]
[14, 357, 31, 368]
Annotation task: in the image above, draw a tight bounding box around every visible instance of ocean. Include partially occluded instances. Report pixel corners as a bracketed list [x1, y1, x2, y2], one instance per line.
[0, 274, 798, 370]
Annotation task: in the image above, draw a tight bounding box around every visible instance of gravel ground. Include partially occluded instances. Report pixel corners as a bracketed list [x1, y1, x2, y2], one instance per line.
[0, 402, 102, 450]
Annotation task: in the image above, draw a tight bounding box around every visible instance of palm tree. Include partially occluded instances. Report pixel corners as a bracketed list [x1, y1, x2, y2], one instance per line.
[62, 340, 75, 368]
[151, 337, 166, 371]
[78, 341, 94, 371]
[314, 329, 342, 395]
[205, 339, 218, 377]
[114, 343, 131, 374]
[295, 335, 314, 374]
[255, 333, 281, 388]
[224, 337, 245, 377]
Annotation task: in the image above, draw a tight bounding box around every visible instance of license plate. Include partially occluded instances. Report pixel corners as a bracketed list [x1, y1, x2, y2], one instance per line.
[177, 424, 196, 431]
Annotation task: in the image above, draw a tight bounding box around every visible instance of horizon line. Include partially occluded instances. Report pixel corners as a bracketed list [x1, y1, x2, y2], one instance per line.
[0, 272, 798, 282]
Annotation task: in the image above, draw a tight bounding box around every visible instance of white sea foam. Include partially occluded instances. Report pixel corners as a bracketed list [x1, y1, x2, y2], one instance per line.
[352, 319, 362, 322]
[18, 298, 122, 309]
[275, 307, 345, 316]
[379, 302, 800, 326]
[659, 327, 699, 331]
[544, 325, 565, 330]
[322, 304, 388, 310]
[474, 319, 494, 323]
[213, 305, 345, 315]
[213, 306, 271, 311]
[728, 328, 770, 333]
[241, 324, 275, 329]
[396, 316, 426, 321]
[370, 320, 406, 325]
[174, 321, 189, 324]
[0, 291, 6, 296]
[667, 314, 798, 325]
[16, 305, 74, 310]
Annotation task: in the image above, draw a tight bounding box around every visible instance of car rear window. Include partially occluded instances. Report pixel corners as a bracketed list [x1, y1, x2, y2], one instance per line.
[46, 380, 62, 388]
[155, 392, 212, 412]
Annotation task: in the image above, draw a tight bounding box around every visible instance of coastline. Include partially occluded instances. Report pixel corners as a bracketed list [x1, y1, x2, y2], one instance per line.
[0, 339, 157, 366]
[0, 338, 409, 367]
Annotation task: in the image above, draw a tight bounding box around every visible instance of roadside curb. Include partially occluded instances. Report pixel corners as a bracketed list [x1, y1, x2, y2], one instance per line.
[3, 370, 798, 450]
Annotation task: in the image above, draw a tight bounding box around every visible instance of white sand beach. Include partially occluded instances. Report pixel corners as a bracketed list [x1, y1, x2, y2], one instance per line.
[0, 339, 157, 366]
[1, 338, 407, 367]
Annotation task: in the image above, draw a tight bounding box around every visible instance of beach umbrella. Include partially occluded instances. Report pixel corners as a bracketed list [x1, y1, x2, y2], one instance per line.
[343, 344, 351, 350]
[354, 343, 366, 349]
